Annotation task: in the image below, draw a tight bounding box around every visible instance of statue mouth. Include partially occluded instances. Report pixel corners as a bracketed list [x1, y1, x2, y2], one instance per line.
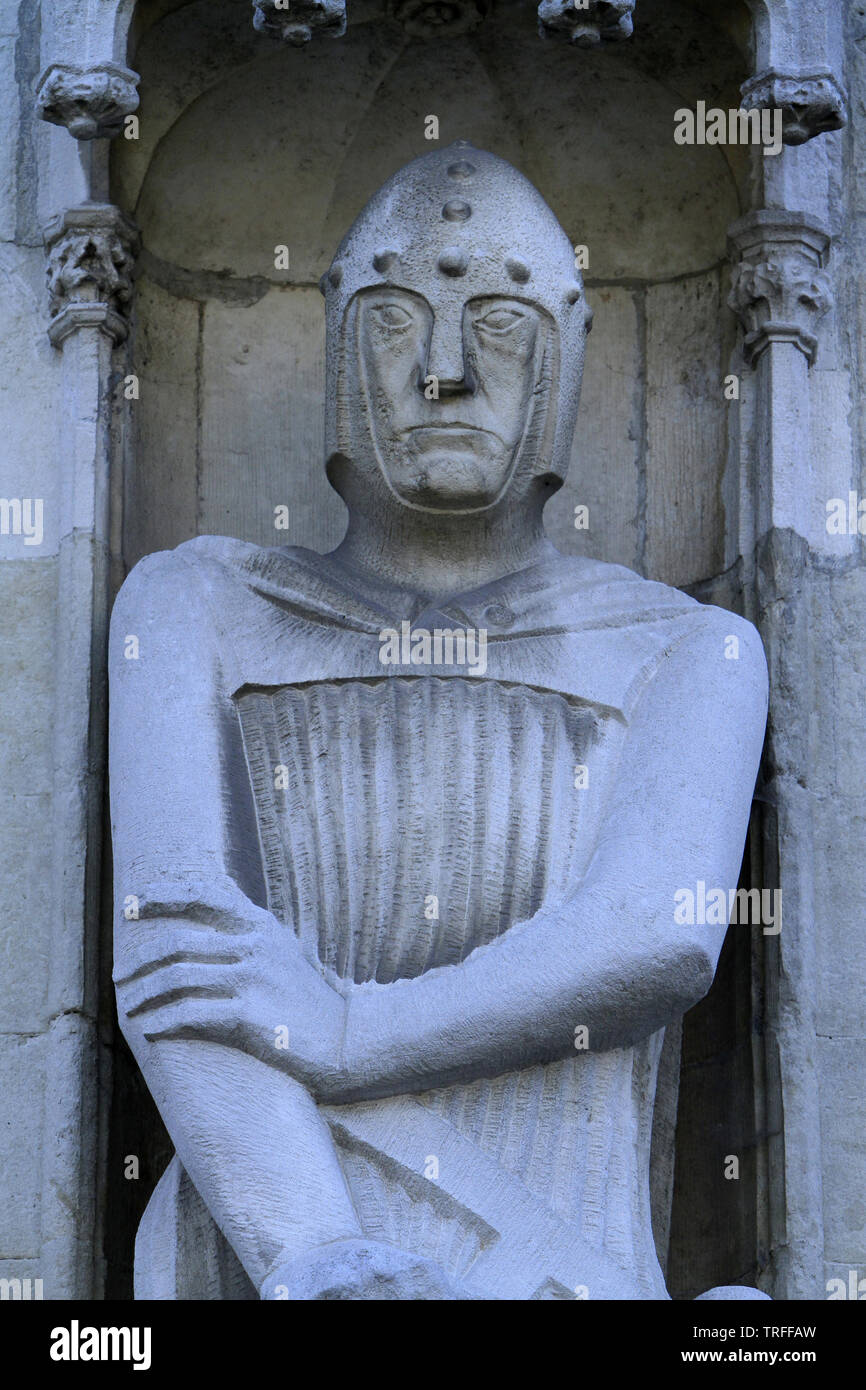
[404, 424, 504, 452]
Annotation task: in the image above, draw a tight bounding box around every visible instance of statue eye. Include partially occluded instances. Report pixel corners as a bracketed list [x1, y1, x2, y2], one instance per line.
[369, 302, 414, 329]
[475, 306, 526, 333]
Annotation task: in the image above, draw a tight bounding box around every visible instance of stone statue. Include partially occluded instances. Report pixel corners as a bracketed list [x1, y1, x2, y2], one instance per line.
[109, 143, 768, 1300]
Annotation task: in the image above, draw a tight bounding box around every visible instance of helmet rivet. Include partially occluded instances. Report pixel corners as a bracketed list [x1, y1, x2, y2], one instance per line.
[446, 160, 476, 180]
[372, 249, 399, 274]
[438, 247, 469, 276]
[442, 200, 472, 222]
[505, 257, 531, 284]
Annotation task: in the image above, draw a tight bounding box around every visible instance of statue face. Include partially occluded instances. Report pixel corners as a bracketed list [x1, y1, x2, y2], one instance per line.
[356, 286, 545, 512]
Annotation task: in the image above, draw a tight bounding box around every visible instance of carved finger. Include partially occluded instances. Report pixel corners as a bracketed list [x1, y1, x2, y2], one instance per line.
[113, 940, 242, 988]
[140, 995, 242, 1045]
[122, 963, 238, 1019]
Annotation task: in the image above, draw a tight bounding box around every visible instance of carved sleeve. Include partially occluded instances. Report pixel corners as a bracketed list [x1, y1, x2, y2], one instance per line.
[339, 609, 769, 1100]
[109, 549, 361, 1292]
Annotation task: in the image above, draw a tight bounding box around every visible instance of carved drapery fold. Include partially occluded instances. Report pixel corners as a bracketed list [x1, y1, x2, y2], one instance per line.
[728, 211, 831, 367]
[36, 63, 139, 140]
[44, 204, 140, 347]
[537, 0, 634, 46]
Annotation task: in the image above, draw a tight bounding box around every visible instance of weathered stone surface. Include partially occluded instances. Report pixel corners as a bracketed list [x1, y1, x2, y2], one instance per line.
[111, 144, 768, 1301]
[811, 566, 866, 1044]
[124, 277, 200, 570]
[740, 69, 847, 146]
[0, 245, 62, 547]
[645, 273, 727, 588]
[814, 791, 866, 1040]
[252, 0, 346, 46]
[44, 203, 140, 347]
[538, 0, 633, 47]
[0, 560, 56, 1033]
[819, 1039, 866, 1266]
[807, 366, 856, 556]
[199, 289, 343, 552]
[127, 0, 741, 284]
[545, 286, 642, 572]
[0, 34, 19, 244]
[0, 1036, 46, 1258]
[35, 63, 140, 140]
[729, 212, 832, 368]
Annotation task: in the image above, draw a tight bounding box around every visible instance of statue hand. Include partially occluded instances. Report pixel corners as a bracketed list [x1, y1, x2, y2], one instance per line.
[114, 894, 346, 1097]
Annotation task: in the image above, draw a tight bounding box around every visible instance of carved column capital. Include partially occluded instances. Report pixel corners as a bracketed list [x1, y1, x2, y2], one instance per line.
[728, 211, 831, 367]
[36, 63, 140, 140]
[252, 0, 346, 45]
[44, 204, 140, 348]
[538, 0, 634, 47]
[740, 68, 846, 146]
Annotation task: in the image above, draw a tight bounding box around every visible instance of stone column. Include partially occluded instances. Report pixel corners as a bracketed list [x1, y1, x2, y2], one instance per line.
[728, 210, 833, 1300]
[34, 1, 142, 1292]
[720, 0, 853, 1303]
[38, 201, 139, 1297]
[729, 212, 831, 536]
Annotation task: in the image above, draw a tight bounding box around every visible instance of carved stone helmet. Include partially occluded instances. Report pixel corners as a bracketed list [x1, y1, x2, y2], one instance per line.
[321, 141, 592, 492]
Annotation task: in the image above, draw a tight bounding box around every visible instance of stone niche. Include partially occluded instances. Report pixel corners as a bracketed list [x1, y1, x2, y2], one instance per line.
[106, 0, 760, 1297]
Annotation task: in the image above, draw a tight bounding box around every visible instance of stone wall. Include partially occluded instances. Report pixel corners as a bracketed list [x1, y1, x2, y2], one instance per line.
[810, 0, 866, 1296]
[1, 0, 863, 1301]
[0, 0, 101, 1299]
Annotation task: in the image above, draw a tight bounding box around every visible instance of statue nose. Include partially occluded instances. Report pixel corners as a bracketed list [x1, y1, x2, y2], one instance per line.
[423, 314, 474, 396]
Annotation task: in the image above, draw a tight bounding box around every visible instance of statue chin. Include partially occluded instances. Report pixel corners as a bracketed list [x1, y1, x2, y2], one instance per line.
[380, 450, 514, 512]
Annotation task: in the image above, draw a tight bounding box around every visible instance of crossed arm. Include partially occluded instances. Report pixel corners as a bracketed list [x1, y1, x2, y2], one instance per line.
[339, 611, 768, 1099]
[110, 551, 767, 1288]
